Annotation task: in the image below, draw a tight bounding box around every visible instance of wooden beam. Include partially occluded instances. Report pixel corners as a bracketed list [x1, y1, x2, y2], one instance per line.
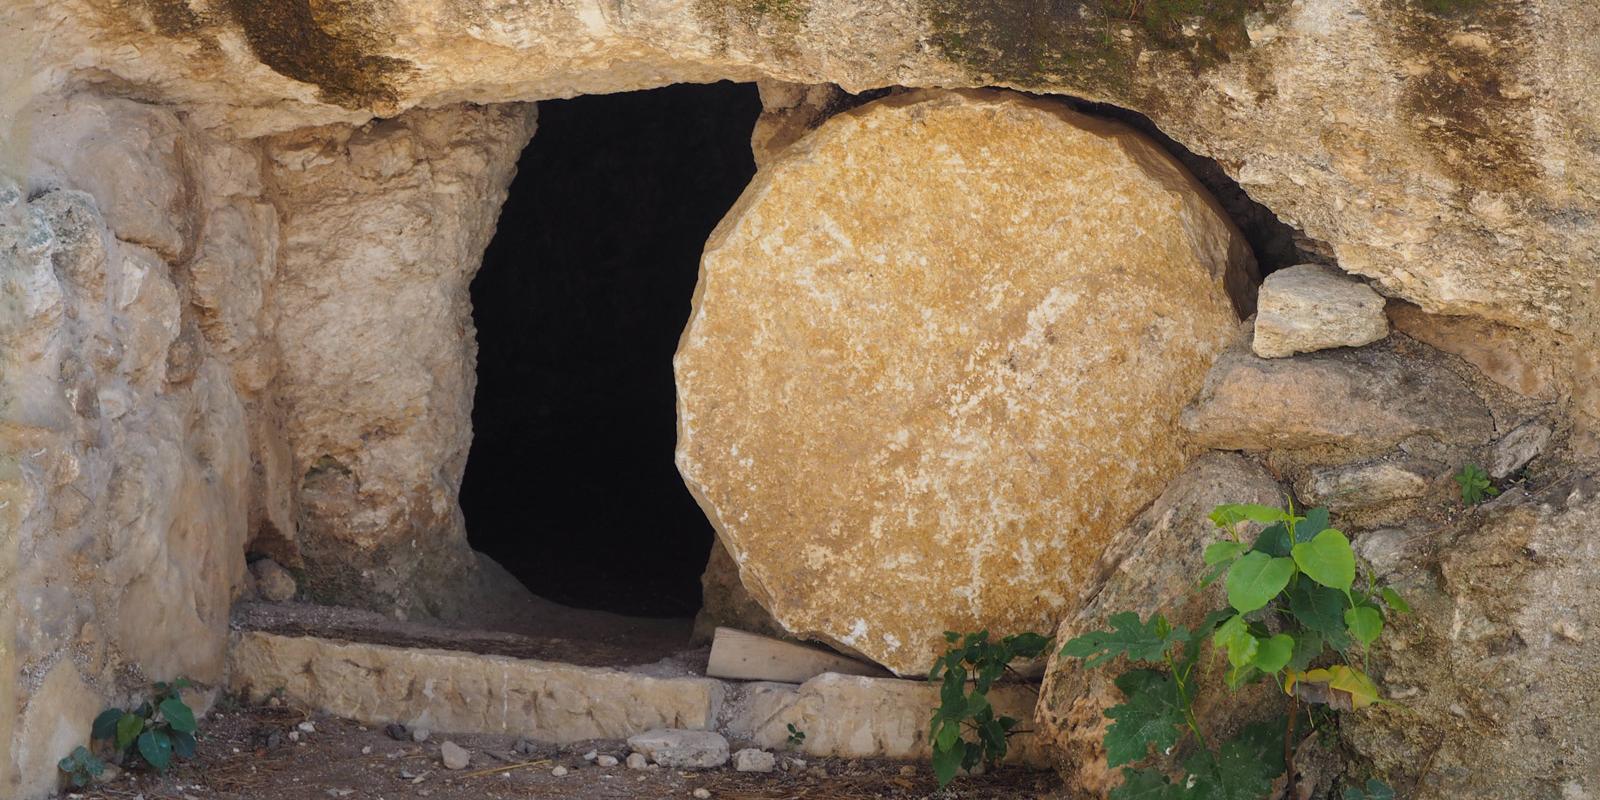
[706, 627, 890, 684]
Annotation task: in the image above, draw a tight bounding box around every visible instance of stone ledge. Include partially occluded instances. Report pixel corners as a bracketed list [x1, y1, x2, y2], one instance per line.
[228, 631, 1047, 766]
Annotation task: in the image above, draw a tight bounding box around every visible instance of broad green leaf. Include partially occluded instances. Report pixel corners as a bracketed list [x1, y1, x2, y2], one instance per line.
[1226, 552, 1296, 613]
[1287, 630, 1325, 672]
[92, 708, 123, 741]
[1059, 612, 1177, 667]
[1292, 529, 1356, 593]
[1296, 507, 1331, 543]
[1183, 725, 1284, 800]
[1252, 633, 1295, 674]
[1104, 670, 1185, 768]
[1110, 767, 1182, 800]
[137, 729, 174, 771]
[1006, 631, 1052, 659]
[115, 712, 144, 753]
[160, 697, 197, 734]
[1212, 614, 1259, 669]
[1380, 587, 1411, 614]
[963, 691, 991, 719]
[1287, 582, 1352, 650]
[1345, 606, 1384, 647]
[1204, 540, 1247, 566]
[1210, 503, 1287, 529]
[172, 730, 198, 759]
[931, 737, 965, 787]
[1251, 522, 1292, 558]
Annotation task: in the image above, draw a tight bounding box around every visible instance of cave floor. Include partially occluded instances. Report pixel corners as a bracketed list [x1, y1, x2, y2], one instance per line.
[62, 697, 1066, 800]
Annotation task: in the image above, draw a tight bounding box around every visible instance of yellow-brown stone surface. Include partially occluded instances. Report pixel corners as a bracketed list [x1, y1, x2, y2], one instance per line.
[674, 89, 1253, 675]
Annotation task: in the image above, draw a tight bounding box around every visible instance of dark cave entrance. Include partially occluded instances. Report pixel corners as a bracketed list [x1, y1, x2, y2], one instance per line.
[462, 82, 762, 619]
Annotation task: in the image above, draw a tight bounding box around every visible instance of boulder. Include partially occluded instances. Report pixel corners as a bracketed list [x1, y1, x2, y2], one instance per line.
[692, 538, 787, 645]
[1035, 453, 1283, 797]
[1252, 264, 1388, 358]
[1343, 477, 1600, 799]
[626, 729, 730, 769]
[675, 89, 1254, 675]
[1181, 340, 1495, 457]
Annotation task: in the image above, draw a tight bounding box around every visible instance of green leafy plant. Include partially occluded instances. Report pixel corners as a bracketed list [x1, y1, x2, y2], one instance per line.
[90, 679, 200, 773]
[785, 722, 807, 749]
[927, 629, 1052, 787]
[1344, 777, 1397, 800]
[1059, 502, 1404, 799]
[57, 745, 106, 788]
[1453, 464, 1498, 505]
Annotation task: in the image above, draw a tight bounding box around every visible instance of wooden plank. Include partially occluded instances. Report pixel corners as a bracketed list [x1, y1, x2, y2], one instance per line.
[706, 627, 890, 684]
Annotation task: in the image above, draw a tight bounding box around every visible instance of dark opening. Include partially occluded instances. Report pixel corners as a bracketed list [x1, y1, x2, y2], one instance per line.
[462, 82, 762, 618]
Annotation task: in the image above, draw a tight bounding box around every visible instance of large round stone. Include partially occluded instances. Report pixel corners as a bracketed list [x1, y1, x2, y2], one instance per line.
[674, 90, 1253, 675]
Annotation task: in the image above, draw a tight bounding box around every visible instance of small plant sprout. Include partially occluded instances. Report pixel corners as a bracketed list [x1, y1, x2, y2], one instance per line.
[926, 629, 1052, 787]
[1058, 502, 1403, 799]
[1454, 464, 1498, 505]
[785, 722, 806, 749]
[90, 678, 201, 773]
[57, 746, 105, 788]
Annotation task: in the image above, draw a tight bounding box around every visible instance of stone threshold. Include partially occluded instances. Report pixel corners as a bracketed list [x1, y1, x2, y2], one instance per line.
[228, 631, 1049, 766]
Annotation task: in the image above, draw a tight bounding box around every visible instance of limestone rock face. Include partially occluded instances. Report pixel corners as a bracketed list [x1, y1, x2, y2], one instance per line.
[1182, 340, 1495, 457]
[1034, 453, 1283, 798]
[1, 96, 268, 798]
[676, 90, 1253, 675]
[1252, 264, 1389, 358]
[1343, 478, 1600, 799]
[264, 104, 537, 617]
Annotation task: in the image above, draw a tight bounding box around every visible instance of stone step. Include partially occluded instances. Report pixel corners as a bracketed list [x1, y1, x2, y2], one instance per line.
[228, 631, 1048, 766]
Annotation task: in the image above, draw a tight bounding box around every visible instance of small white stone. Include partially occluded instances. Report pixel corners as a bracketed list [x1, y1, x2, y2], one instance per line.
[596, 755, 619, 767]
[288, 730, 300, 742]
[693, 790, 712, 799]
[626, 752, 649, 770]
[625, 729, 729, 769]
[583, 750, 598, 761]
[1252, 263, 1389, 358]
[440, 741, 470, 770]
[361, 746, 372, 755]
[297, 721, 316, 734]
[551, 766, 569, 777]
[412, 728, 431, 743]
[732, 749, 775, 773]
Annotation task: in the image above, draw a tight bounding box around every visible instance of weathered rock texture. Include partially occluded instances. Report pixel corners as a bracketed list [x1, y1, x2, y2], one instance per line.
[0, 96, 270, 798]
[1344, 478, 1600, 799]
[1252, 263, 1388, 358]
[263, 104, 536, 616]
[1035, 453, 1283, 797]
[9, 0, 1600, 349]
[677, 90, 1253, 675]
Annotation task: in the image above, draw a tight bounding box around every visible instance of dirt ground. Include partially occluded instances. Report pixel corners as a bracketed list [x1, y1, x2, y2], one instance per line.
[61, 696, 1067, 800]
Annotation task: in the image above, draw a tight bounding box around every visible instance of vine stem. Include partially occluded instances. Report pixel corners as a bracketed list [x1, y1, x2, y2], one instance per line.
[1165, 649, 1207, 752]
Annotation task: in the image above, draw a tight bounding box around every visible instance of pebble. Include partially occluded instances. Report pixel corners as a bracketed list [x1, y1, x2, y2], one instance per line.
[384, 723, 409, 741]
[440, 741, 470, 770]
[514, 739, 537, 755]
[693, 790, 712, 799]
[583, 750, 598, 761]
[551, 766, 569, 777]
[596, 755, 619, 767]
[361, 746, 372, 755]
[287, 731, 300, 742]
[626, 752, 649, 770]
[297, 721, 316, 734]
[411, 728, 431, 743]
